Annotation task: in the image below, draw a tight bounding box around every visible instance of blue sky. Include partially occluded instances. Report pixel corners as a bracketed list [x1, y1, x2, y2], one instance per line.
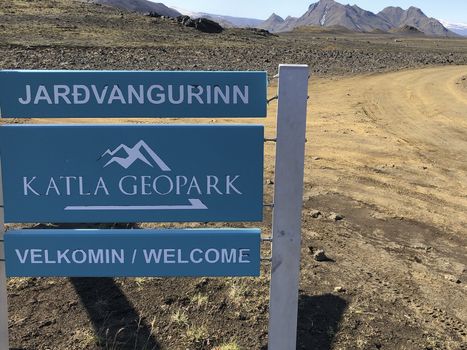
[160, 0, 467, 23]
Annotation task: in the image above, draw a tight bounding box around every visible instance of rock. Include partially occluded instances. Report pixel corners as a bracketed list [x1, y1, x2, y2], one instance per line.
[308, 231, 321, 239]
[145, 11, 161, 18]
[312, 156, 321, 161]
[329, 212, 345, 221]
[177, 15, 195, 27]
[310, 209, 322, 218]
[444, 274, 461, 284]
[334, 286, 345, 293]
[412, 243, 432, 252]
[194, 18, 223, 33]
[313, 249, 329, 262]
[177, 16, 223, 33]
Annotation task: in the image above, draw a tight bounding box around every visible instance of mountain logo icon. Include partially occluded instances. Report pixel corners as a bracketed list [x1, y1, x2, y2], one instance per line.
[100, 140, 171, 171]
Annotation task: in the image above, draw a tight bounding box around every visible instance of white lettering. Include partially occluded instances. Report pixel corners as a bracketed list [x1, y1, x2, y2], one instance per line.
[153, 175, 173, 195]
[15, 249, 29, 264]
[188, 85, 204, 104]
[147, 85, 165, 104]
[233, 85, 248, 104]
[221, 249, 236, 263]
[226, 175, 242, 194]
[78, 177, 91, 196]
[18, 85, 32, 104]
[214, 86, 229, 104]
[57, 250, 70, 264]
[94, 177, 109, 195]
[89, 249, 104, 264]
[207, 176, 222, 195]
[177, 250, 189, 264]
[72, 250, 87, 264]
[72, 85, 90, 104]
[60, 176, 77, 196]
[141, 176, 152, 195]
[119, 176, 137, 196]
[91, 85, 108, 104]
[239, 249, 251, 263]
[34, 85, 52, 104]
[205, 249, 220, 264]
[167, 85, 184, 104]
[128, 85, 144, 104]
[143, 249, 163, 263]
[31, 249, 42, 264]
[187, 177, 202, 195]
[112, 249, 125, 264]
[176, 176, 188, 195]
[44, 250, 56, 264]
[54, 85, 72, 104]
[108, 85, 126, 104]
[164, 249, 176, 264]
[190, 249, 203, 264]
[23, 177, 40, 196]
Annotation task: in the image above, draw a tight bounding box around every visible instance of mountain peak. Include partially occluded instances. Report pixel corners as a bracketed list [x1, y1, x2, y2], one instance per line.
[267, 13, 284, 22]
[263, 13, 285, 25]
[407, 6, 426, 17]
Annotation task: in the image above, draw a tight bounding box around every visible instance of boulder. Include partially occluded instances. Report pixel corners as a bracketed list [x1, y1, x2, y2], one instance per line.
[194, 18, 223, 33]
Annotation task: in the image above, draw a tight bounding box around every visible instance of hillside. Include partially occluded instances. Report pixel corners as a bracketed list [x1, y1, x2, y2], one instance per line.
[90, 0, 180, 17]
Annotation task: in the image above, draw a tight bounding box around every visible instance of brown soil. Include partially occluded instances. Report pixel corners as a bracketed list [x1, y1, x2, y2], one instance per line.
[1, 1, 467, 349]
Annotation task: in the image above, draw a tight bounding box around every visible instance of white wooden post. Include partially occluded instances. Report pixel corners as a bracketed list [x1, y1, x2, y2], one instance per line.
[0, 159, 9, 350]
[268, 64, 309, 350]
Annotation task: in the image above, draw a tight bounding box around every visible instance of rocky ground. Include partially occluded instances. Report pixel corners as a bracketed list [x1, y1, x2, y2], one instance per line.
[1, 1, 467, 349]
[1, 0, 467, 76]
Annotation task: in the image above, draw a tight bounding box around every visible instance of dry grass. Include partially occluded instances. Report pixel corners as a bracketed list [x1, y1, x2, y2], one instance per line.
[214, 342, 241, 350]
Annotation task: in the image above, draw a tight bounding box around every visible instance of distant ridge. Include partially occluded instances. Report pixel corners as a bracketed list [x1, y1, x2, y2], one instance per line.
[91, 0, 181, 17]
[440, 20, 467, 36]
[172, 6, 263, 28]
[259, 0, 457, 37]
[378, 6, 454, 37]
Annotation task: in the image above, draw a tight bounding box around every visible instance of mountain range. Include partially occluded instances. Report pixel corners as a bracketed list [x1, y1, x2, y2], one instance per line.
[91, 0, 463, 37]
[259, 0, 457, 37]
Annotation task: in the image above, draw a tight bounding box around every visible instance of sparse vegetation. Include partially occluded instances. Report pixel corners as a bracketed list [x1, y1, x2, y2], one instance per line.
[191, 293, 209, 309]
[214, 342, 241, 350]
[170, 308, 189, 326]
[186, 324, 209, 344]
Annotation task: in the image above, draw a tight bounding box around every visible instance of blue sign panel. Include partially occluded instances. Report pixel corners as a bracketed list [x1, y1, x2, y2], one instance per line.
[0, 125, 263, 223]
[0, 70, 267, 118]
[5, 229, 261, 277]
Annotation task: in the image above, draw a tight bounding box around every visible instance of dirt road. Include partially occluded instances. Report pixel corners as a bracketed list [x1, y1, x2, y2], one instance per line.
[296, 66, 467, 348]
[303, 66, 467, 235]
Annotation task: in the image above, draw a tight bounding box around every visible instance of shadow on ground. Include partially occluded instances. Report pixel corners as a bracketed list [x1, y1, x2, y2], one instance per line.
[71, 278, 160, 350]
[297, 294, 348, 350]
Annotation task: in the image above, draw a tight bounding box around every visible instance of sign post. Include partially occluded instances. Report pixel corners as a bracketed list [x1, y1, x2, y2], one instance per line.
[268, 65, 309, 350]
[0, 159, 9, 350]
[0, 66, 310, 349]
